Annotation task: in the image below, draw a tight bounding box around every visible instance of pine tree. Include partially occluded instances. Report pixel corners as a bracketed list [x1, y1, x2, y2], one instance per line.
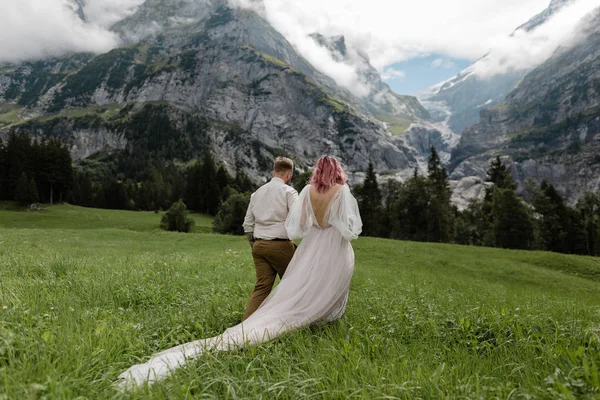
[0, 139, 8, 201]
[15, 173, 39, 205]
[481, 157, 534, 250]
[486, 156, 516, 191]
[492, 188, 534, 249]
[426, 146, 452, 242]
[532, 181, 587, 254]
[71, 171, 92, 207]
[390, 175, 429, 241]
[379, 179, 402, 238]
[293, 170, 313, 192]
[35, 138, 73, 204]
[356, 162, 383, 237]
[232, 167, 255, 194]
[6, 133, 34, 200]
[186, 161, 202, 210]
[216, 166, 231, 200]
[186, 152, 223, 215]
[454, 199, 487, 246]
[200, 152, 221, 214]
[578, 192, 600, 256]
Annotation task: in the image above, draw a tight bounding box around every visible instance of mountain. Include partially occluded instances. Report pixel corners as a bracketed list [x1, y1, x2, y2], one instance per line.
[419, 0, 575, 136]
[65, 0, 86, 21]
[309, 33, 458, 168]
[0, 0, 443, 180]
[450, 6, 600, 205]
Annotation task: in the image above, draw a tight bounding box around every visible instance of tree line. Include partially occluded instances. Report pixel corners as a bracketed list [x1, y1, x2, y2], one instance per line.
[2, 132, 599, 256]
[0, 132, 73, 205]
[354, 147, 600, 257]
[0, 133, 256, 229]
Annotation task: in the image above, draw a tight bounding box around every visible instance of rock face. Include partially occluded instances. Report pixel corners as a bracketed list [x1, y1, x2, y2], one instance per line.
[450, 176, 492, 211]
[419, 0, 575, 136]
[309, 32, 456, 169]
[0, 0, 432, 177]
[450, 7, 600, 205]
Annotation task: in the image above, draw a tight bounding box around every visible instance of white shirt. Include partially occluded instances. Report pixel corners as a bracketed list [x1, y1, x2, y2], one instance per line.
[243, 177, 299, 240]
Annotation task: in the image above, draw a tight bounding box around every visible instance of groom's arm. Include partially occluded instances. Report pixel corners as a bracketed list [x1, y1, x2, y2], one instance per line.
[286, 187, 299, 212]
[286, 187, 299, 243]
[243, 194, 256, 247]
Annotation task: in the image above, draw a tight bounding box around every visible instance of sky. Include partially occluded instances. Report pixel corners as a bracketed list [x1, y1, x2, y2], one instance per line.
[1, 0, 599, 94]
[235, 0, 600, 94]
[383, 56, 472, 95]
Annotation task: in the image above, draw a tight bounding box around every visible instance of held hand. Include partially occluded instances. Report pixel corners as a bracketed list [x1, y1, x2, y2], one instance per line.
[246, 233, 255, 248]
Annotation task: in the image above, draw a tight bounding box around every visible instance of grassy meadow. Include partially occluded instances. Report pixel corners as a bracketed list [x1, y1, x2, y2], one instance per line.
[1, 203, 599, 399]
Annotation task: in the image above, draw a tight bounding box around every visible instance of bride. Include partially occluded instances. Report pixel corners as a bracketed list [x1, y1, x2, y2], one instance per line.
[118, 155, 363, 387]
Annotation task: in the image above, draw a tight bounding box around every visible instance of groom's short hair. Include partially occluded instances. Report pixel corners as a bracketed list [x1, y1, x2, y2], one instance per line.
[274, 157, 294, 173]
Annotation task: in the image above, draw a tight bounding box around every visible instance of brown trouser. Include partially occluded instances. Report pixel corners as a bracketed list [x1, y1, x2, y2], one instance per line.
[243, 239, 296, 320]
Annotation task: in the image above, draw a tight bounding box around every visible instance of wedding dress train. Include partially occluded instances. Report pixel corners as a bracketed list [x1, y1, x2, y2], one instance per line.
[117, 184, 362, 387]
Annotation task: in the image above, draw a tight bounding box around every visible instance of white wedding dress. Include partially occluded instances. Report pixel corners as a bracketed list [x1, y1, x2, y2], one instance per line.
[117, 184, 362, 387]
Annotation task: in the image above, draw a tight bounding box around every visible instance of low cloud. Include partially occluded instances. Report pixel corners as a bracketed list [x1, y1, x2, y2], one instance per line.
[83, 0, 146, 28]
[472, 0, 600, 77]
[0, 0, 143, 64]
[381, 68, 406, 80]
[239, 3, 371, 97]
[3, 0, 599, 96]
[236, 0, 599, 92]
[431, 58, 455, 69]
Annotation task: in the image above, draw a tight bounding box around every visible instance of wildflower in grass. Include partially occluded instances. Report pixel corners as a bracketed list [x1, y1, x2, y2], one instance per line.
[2, 306, 7, 311]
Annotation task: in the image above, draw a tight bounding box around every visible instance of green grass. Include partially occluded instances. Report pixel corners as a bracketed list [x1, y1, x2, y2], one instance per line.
[258, 53, 289, 69]
[1, 204, 599, 399]
[375, 114, 413, 135]
[0, 203, 213, 234]
[35, 104, 124, 123]
[0, 103, 23, 128]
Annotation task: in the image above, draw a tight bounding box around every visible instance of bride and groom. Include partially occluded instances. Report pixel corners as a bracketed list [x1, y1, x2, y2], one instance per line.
[118, 155, 363, 387]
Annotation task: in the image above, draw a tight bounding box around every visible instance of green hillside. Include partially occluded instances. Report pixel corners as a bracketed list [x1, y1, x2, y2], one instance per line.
[0, 204, 599, 399]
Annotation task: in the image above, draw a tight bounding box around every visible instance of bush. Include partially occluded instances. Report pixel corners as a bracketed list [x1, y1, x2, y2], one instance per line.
[160, 200, 195, 233]
[213, 191, 250, 235]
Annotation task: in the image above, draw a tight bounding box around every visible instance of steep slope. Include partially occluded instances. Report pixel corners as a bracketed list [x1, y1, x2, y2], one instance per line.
[419, 0, 575, 135]
[0, 1, 421, 176]
[310, 33, 458, 167]
[450, 7, 600, 204]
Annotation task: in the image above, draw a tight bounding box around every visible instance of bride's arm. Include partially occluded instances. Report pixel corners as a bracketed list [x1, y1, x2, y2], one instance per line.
[286, 186, 311, 239]
[330, 185, 362, 241]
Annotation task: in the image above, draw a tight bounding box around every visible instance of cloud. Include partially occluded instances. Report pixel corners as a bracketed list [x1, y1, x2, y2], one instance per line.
[236, 3, 371, 97]
[381, 68, 406, 80]
[255, 0, 552, 69]
[0, 0, 143, 64]
[3, 0, 599, 96]
[471, 0, 600, 77]
[431, 58, 455, 69]
[83, 0, 146, 28]
[243, 0, 600, 92]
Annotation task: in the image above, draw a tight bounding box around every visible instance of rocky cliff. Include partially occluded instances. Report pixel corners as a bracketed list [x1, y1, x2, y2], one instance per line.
[0, 0, 436, 179]
[419, 0, 575, 136]
[450, 7, 600, 205]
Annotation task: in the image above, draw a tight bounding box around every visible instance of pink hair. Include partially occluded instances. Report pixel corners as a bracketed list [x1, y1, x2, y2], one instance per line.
[310, 155, 348, 193]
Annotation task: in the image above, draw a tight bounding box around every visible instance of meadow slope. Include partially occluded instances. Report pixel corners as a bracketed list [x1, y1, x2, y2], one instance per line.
[1, 204, 599, 399]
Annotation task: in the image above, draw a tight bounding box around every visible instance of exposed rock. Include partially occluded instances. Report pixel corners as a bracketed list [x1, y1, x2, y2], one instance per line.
[419, 0, 575, 135]
[450, 177, 492, 211]
[450, 6, 600, 205]
[0, 3, 426, 179]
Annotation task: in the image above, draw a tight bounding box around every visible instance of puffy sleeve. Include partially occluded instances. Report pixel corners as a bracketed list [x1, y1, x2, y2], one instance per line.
[285, 185, 313, 240]
[329, 184, 363, 241]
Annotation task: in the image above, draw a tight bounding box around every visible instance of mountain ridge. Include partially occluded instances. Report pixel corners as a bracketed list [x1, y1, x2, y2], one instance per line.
[0, 2, 432, 180]
[449, 6, 600, 205]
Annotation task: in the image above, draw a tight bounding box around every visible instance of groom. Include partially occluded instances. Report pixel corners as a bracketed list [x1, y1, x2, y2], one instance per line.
[242, 157, 299, 320]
